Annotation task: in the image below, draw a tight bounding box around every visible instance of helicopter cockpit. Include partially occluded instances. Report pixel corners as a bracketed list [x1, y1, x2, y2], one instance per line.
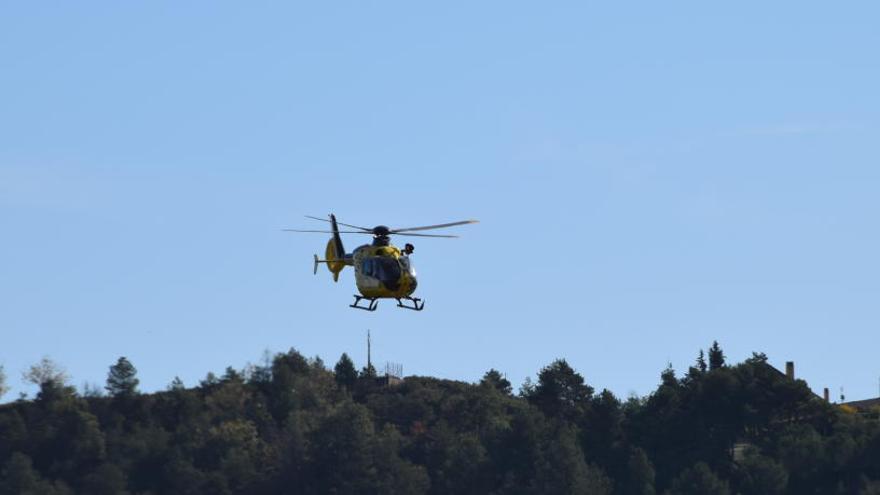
[361, 257, 402, 289]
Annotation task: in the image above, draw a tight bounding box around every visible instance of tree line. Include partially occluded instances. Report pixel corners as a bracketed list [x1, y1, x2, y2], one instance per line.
[1, 342, 879, 494]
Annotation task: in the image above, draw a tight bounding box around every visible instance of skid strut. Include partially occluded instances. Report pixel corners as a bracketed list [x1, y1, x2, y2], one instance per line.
[350, 295, 379, 311]
[396, 297, 425, 311]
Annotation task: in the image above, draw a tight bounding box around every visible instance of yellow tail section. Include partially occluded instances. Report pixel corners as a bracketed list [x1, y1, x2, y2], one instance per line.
[324, 238, 346, 282]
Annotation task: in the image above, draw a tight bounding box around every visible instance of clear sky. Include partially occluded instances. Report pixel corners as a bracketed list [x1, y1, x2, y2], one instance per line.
[2, 3, 878, 403]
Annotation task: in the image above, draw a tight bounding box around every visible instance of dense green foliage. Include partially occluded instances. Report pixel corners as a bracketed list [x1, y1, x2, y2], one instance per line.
[1, 345, 879, 494]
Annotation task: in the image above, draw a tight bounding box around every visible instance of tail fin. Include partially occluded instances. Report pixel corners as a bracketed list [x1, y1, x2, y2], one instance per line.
[329, 214, 346, 259]
[321, 214, 347, 282]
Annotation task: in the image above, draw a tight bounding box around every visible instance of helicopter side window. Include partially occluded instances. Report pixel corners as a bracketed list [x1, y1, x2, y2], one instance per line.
[361, 259, 374, 277]
[399, 256, 415, 276]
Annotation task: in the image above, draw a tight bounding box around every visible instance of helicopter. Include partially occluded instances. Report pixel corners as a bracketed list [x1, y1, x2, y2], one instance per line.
[284, 214, 478, 311]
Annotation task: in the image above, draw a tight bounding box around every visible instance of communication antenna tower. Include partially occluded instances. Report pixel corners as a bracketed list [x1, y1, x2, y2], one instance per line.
[385, 362, 403, 379]
[367, 329, 372, 372]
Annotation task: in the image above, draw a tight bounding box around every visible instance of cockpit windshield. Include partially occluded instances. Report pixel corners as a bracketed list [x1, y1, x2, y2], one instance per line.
[361, 257, 401, 283]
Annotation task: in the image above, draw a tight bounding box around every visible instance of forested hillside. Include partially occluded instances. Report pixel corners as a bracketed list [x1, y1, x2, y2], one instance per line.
[1, 344, 879, 495]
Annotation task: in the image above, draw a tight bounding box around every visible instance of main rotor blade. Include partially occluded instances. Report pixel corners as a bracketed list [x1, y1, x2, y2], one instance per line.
[304, 215, 372, 232]
[283, 229, 460, 238]
[394, 232, 460, 238]
[282, 229, 373, 234]
[391, 219, 479, 233]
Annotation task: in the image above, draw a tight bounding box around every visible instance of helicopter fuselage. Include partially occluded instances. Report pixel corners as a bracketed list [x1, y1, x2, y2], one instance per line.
[351, 243, 417, 299]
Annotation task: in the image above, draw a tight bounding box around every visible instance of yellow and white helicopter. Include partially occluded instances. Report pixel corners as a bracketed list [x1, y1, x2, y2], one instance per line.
[285, 214, 478, 311]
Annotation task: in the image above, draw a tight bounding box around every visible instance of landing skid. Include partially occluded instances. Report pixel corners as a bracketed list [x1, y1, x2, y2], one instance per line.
[396, 297, 425, 311]
[350, 295, 379, 311]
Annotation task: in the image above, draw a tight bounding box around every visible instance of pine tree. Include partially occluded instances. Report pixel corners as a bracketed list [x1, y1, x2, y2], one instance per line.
[334, 353, 358, 391]
[661, 363, 678, 387]
[623, 447, 656, 495]
[527, 359, 594, 419]
[685, 350, 708, 382]
[222, 366, 243, 383]
[168, 376, 185, 391]
[0, 453, 71, 495]
[200, 372, 219, 389]
[708, 341, 725, 370]
[737, 448, 788, 495]
[105, 356, 139, 397]
[481, 369, 512, 395]
[668, 462, 730, 495]
[81, 464, 129, 495]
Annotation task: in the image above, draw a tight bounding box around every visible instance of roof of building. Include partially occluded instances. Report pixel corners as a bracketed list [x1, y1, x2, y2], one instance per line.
[762, 362, 824, 400]
[842, 397, 880, 410]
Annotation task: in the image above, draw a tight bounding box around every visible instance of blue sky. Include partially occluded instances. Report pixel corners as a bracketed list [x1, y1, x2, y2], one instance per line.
[2, 3, 879, 402]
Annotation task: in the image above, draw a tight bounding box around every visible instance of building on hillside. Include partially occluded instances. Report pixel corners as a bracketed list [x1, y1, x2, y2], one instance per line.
[770, 360, 880, 418]
[841, 397, 880, 417]
[365, 330, 404, 388]
[765, 360, 827, 401]
[734, 359, 827, 462]
[377, 362, 404, 387]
